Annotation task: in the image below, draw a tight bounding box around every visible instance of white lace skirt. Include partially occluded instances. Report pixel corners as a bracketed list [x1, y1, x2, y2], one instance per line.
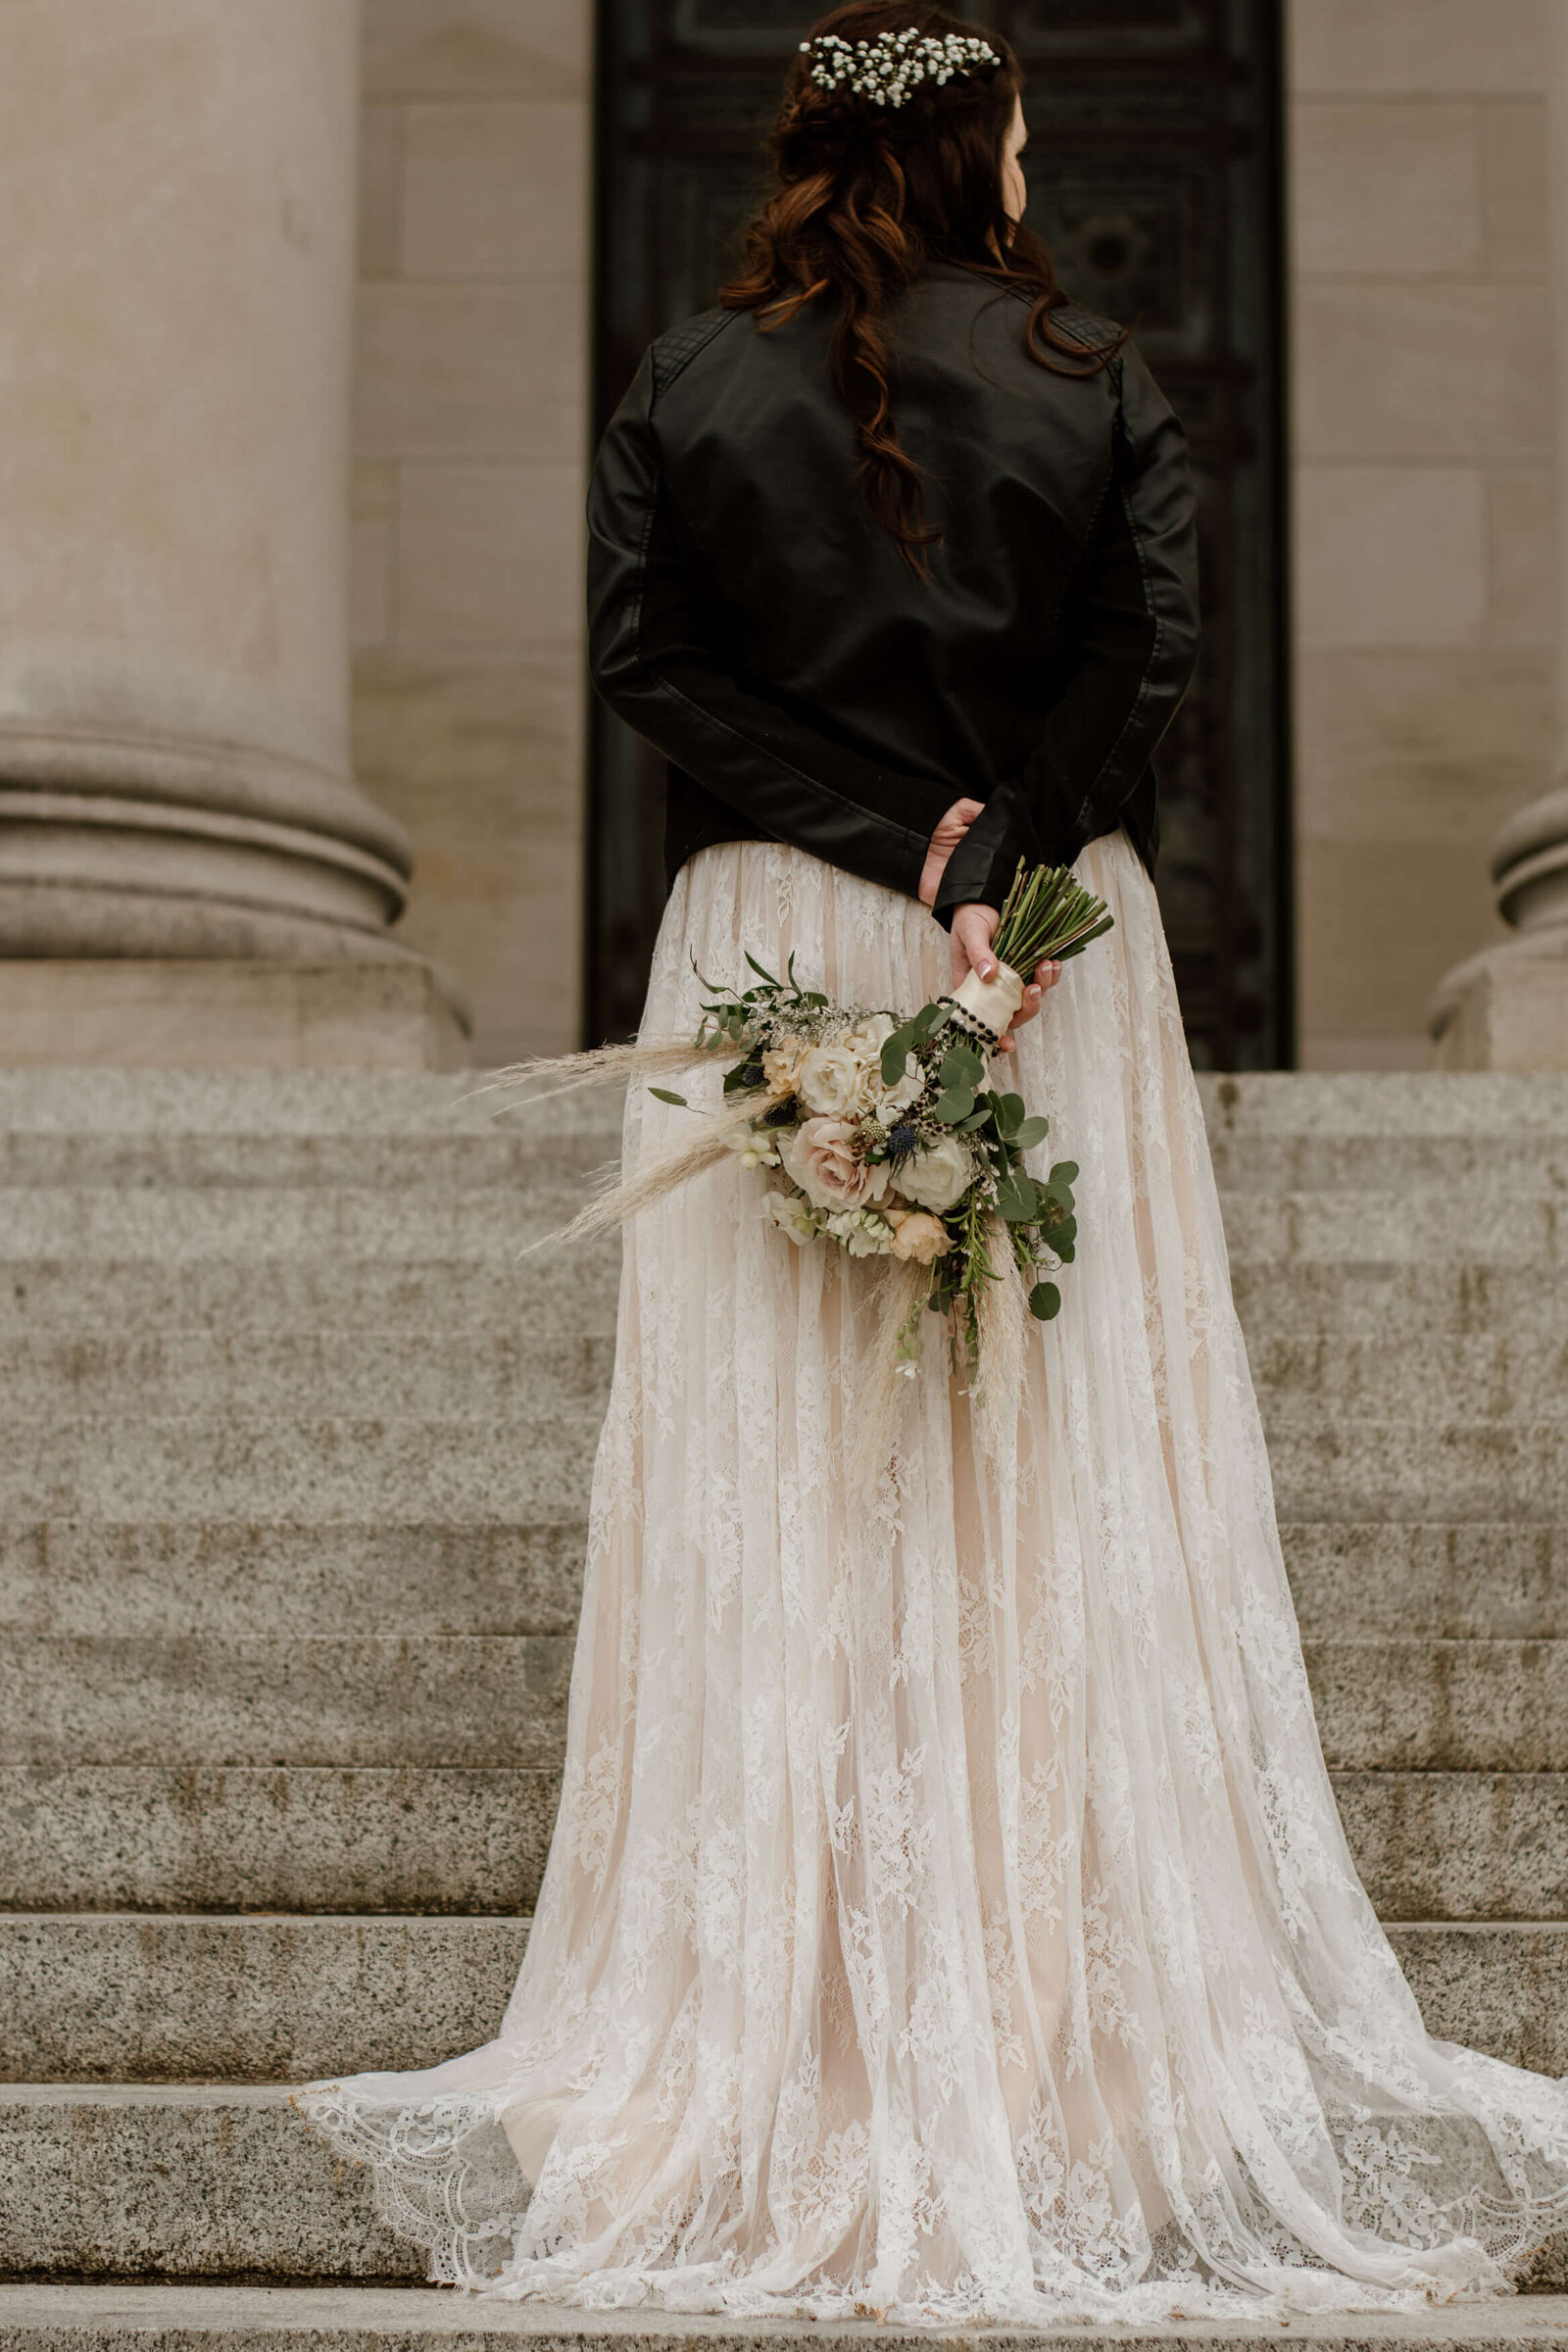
[298, 831, 1568, 2322]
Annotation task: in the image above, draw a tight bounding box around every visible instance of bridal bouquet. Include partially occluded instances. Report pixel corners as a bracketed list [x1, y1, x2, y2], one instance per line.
[505, 863, 1112, 1404]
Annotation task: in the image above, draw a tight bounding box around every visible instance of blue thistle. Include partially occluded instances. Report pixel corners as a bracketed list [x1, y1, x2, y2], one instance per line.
[886, 1121, 919, 1168]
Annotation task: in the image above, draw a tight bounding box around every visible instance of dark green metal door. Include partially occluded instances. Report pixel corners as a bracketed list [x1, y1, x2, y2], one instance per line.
[590, 0, 1292, 1068]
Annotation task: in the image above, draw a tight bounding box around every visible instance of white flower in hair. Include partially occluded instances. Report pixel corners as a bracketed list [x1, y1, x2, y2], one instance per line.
[799, 25, 1000, 110]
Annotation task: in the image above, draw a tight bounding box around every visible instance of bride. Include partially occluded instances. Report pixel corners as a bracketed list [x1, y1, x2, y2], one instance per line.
[298, 3, 1568, 2321]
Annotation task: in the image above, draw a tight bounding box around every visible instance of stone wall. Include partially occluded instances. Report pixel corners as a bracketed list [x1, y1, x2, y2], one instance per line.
[1289, 0, 1555, 1070]
[351, 0, 591, 1067]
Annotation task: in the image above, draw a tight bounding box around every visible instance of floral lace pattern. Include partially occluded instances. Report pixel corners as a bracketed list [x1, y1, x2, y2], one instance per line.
[297, 832, 1568, 2323]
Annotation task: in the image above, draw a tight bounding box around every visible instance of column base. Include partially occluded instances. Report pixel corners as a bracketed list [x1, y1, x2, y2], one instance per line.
[1429, 932, 1568, 1070]
[0, 960, 471, 1071]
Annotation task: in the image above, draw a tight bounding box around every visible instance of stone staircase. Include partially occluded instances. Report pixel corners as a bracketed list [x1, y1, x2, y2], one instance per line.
[2, 1066, 1566, 2349]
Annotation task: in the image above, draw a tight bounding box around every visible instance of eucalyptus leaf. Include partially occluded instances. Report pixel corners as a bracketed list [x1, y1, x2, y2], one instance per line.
[933, 1086, 975, 1125]
[648, 1087, 688, 1106]
[1049, 1159, 1080, 1186]
[997, 1169, 1036, 1223]
[1029, 1280, 1061, 1321]
[881, 1025, 917, 1084]
[941, 1044, 986, 1091]
[1013, 1114, 1049, 1152]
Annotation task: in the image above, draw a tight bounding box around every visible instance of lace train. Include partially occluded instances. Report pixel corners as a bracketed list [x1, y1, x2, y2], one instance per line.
[296, 833, 1568, 2322]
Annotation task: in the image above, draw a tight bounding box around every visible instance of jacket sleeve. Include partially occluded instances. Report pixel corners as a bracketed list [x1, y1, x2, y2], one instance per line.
[933, 342, 1200, 923]
[588, 351, 959, 906]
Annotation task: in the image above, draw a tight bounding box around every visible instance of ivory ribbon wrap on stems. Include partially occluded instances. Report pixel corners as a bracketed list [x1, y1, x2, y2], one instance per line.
[948, 958, 1026, 1043]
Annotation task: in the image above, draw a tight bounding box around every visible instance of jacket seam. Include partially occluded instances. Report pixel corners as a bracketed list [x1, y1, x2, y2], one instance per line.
[1070, 472, 1164, 841]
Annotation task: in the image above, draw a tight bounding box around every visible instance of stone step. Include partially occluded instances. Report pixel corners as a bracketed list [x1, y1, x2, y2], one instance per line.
[3, 2083, 1563, 2288]
[0, 1330, 616, 1419]
[0, 1523, 590, 1640]
[5, 1326, 1563, 1427]
[1266, 1421, 1568, 1522]
[6, 1634, 1568, 1774]
[0, 1914, 530, 2085]
[0, 1767, 561, 1914]
[0, 1413, 605, 1523]
[2, 1764, 1561, 1922]
[1250, 1336, 1568, 1425]
[5, 1522, 1562, 1645]
[10, 2287, 1568, 2352]
[0, 1638, 573, 1769]
[0, 1409, 1561, 1526]
[3, 1109, 1562, 1200]
[4, 1250, 1557, 1345]
[1283, 1526, 1568, 1642]
[1228, 1261, 1568, 1340]
[5, 1913, 1565, 2086]
[0, 2084, 419, 2280]
[1217, 1191, 1564, 1265]
[1, 1183, 1561, 1267]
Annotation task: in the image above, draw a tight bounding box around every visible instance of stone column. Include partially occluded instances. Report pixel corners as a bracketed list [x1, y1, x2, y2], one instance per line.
[1431, 0, 1568, 1070]
[0, 0, 467, 1066]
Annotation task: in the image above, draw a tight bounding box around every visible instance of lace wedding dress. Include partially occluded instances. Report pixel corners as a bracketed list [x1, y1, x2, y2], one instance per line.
[298, 829, 1568, 2322]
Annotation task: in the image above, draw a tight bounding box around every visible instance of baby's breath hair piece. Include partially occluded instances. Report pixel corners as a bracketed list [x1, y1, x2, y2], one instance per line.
[799, 26, 1000, 110]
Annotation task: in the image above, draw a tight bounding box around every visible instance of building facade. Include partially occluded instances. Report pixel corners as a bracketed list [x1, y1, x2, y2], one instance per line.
[2, 0, 1564, 1071]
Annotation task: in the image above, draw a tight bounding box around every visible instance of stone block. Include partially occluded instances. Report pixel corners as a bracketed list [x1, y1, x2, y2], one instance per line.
[1294, 838, 1501, 1047]
[0, 1326, 613, 1423]
[1281, 1523, 1568, 1642]
[1266, 1416, 1568, 1521]
[364, 0, 591, 100]
[351, 649, 586, 1066]
[354, 282, 586, 462]
[0, 1765, 560, 1912]
[0, 1519, 591, 1642]
[1482, 98, 1550, 272]
[1251, 1333, 1568, 1428]
[0, 2086, 417, 2280]
[0, 1913, 529, 2083]
[1295, 649, 1552, 841]
[1289, 0, 1549, 96]
[1219, 1186, 1561, 1263]
[1296, 466, 1487, 651]
[0, 1634, 573, 1770]
[1229, 1258, 1568, 1341]
[1335, 1770, 1568, 1921]
[1390, 1924, 1568, 2075]
[1290, 101, 1481, 276]
[1302, 1638, 1568, 1771]
[1295, 283, 1551, 461]
[0, 961, 470, 1072]
[401, 101, 590, 281]
[1486, 469, 1555, 650]
[1432, 937, 1568, 1071]
[17, 2281, 1568, 2347]
[395, 465, 586, 649]
[357, 102, 403, 278]
[0, 1403, 604, 1523]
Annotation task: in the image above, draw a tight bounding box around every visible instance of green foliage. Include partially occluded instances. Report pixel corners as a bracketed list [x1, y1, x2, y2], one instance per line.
[648, 1087, 689, 1106]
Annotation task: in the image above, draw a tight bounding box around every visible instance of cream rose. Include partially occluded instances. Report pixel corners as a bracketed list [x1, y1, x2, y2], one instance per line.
[782, 1116, 891, 1212]
[885, 1208, 953, 1265]
[761, 1040, 808, 1095]
[795, 1041, 864, 1118]
[897, 1132, 975, 1214]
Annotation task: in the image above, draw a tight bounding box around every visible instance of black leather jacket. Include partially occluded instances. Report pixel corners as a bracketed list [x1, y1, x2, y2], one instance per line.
[588, 266, 1200, 928]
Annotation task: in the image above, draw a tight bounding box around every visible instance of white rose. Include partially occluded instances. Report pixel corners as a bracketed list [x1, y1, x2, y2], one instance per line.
[845, 1011, 895, 1059]
[761, 1189, 816, 1246]
[796, 1041, 863, 1117]
[872, 1054, 924, 1122]
[781, 1116, 891, 1212]
[897, 1131, 975, 1214]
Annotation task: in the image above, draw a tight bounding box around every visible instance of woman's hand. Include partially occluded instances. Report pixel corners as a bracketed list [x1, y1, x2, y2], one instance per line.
[917, 798, 985, 908]
[950, 902, 1062, 1054]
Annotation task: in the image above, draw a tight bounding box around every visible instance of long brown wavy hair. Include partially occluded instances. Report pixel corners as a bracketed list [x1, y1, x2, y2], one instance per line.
[721, 2, 1116, 575]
